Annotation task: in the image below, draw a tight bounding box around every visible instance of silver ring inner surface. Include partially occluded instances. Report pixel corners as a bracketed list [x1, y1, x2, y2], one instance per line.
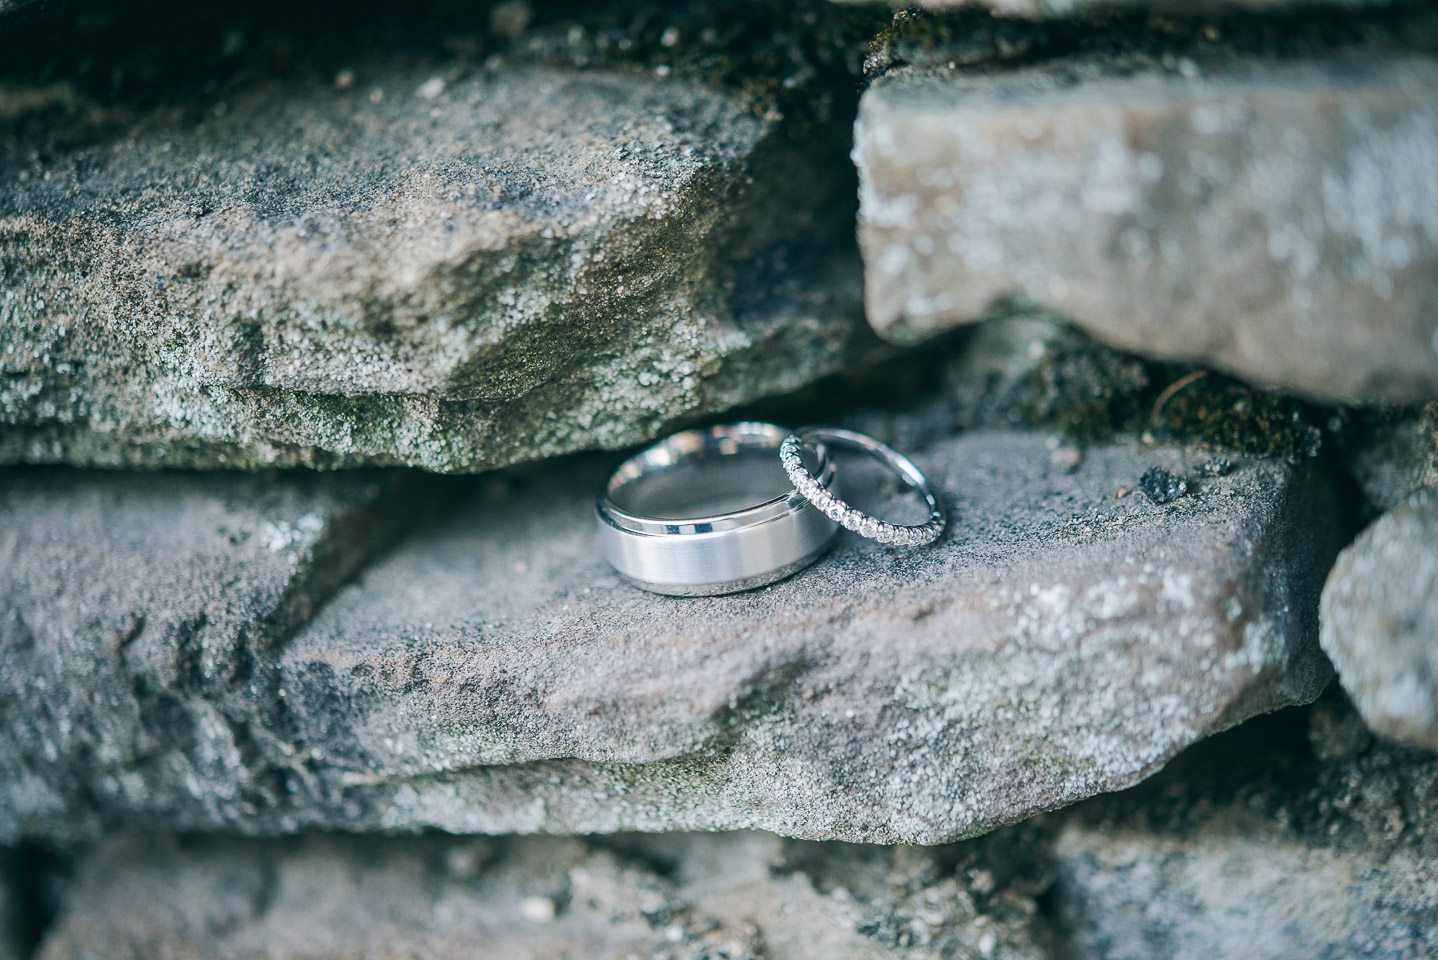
[597, 423, 840, 595]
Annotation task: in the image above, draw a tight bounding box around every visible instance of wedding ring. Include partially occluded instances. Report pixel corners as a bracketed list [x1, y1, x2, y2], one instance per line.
[597, 423, 840, 596]
[780, 426, 946, 547]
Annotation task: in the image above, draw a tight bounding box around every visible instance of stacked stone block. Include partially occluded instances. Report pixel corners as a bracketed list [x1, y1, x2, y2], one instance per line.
[0, 0, 1435, 955]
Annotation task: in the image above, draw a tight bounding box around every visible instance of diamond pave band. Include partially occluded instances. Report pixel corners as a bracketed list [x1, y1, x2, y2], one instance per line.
[780, 427, 946, 548]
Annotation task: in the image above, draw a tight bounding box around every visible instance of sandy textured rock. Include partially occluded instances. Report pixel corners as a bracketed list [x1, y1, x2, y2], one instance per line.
[35, 700, 1438, 960]
[855, 56, 1438, 403]
[935, 314, 1154, 437]
[2, 429, 1338, 844]
[1320, 486, 1438, 751]
[1342, 401, 1438, 511]
[0, 49, 867, 471]
[837, 0, 1390, 16]
[1048, 697, 1438, 959]
[35, 830, 1053, 960]
[0, 467, 420, 841]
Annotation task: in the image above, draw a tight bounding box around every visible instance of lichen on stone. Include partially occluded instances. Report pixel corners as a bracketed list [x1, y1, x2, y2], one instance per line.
[960, 313, 1331, 460]
[0, 0, 881, 473]
[1146, 370, 1326, 461]
[513, 0, 887, 128]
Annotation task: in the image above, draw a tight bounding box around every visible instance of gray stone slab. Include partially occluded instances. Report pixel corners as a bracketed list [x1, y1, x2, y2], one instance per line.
[1048, 698, 1438, 959]
[34, 830, 1053, 960]
[1321, 486, 1438, 751]
[1342, 402, 1438, 512]
[272, 432, 1336, 844]
[1, 52, 868, 471]
[835, 0, 1392, 17]
[2, 428, 1338, 844]
[0, 468, 419, 842]
[854, 56, 1438, 403]
[35, 700, 1438, 960]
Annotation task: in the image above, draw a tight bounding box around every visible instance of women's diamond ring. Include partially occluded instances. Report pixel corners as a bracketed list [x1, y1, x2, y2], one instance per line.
[780, 426, 946, 548]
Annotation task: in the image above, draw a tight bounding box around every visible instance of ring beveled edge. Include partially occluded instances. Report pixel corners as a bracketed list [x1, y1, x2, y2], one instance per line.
[611, 539, 836, 597]
[597, 422, 834, 537]
[595, 422, 841, 593]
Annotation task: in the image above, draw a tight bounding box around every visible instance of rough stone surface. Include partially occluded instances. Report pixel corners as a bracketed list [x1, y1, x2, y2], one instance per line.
[1, 429, 1338, 844]
[931, 314, 1148, 439]
[0, 852, 23, 960]
[877, 313, 1327, 465]
[1048, 696, 1438, 959]
[837, 0, 1389, 17]
[855, 55, 1438, 404]
[1320, 486, 1438, 751]
[1, 51, 868, 471]
[35, 829, 1053, 960]
[1342, 401, 1438, 511]
[33, 700, 1438, 959]
[0, 467, 421, 841]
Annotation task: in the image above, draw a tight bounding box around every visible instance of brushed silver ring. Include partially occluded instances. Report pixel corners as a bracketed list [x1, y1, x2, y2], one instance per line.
[780, 426, 946, 547]
[597, 422, 840, 596]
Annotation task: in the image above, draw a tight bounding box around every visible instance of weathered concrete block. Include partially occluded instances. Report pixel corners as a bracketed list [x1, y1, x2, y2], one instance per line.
[1321, 486, 1438, 751]
[855, 56, 1438, 403]
[1, 429, 1338, 844]
[0, 468, 419, 840]
[1, 53, 868, 471]
[1049, 699, 1438, 959]
[34, 830, 1053, 960]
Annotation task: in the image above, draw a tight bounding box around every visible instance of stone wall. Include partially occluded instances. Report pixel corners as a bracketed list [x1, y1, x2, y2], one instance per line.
[1, 0, 1435, 956]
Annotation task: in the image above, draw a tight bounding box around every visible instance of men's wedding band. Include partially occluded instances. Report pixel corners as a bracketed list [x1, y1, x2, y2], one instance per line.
[596, 423, 839, 596]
